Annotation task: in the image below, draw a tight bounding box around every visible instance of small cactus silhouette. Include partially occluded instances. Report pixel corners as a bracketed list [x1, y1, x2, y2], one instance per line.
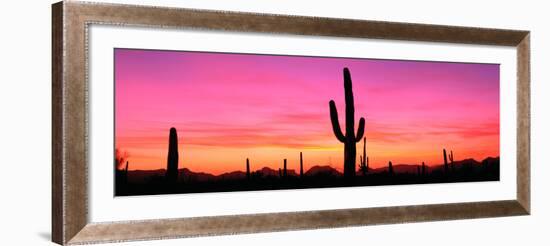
[300, 152, 304, 178]
[449, 150, 454, 172]
[246, 158, 250, 180]
[283, 159, 288, 177]
[359, 155, 364, 175]
[362, 137, 367, 168]
[124, 161, 129, 182]
[388, 161, 394, 176]
[443, 148, 448, 175]
[329, 68, 366, 178]
[358, 137, 368, 176]
[166, 127, 179, 183]
[422, 162, 426, 176]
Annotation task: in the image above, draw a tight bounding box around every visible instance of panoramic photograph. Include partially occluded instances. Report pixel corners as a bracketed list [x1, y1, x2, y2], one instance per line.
[114, 48, 500, 196]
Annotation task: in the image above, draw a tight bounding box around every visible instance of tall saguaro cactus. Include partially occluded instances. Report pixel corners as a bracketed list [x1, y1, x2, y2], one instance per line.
[329, 68, 366, 178]
[388, 161, 394, 176]
[166, 127, 179, 183]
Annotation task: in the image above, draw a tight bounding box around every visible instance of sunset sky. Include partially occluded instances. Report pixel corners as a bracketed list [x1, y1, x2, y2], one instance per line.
[115, 48, 499, 174]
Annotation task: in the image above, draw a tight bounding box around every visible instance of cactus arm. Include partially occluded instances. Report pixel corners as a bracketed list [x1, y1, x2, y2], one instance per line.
[329, 100, 346, 142]
[355, 117, 365, 142]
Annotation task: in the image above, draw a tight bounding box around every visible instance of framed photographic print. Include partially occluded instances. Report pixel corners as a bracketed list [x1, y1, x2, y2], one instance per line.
[52, 1, 530, 245]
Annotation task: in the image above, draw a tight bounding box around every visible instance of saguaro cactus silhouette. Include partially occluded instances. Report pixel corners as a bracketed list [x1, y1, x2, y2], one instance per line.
[300, 152, 304, 178]
[388, 161, 394, 176]
[166, 127, 179, 183]
[329, 68, 366, 178]
[246, 158, 250, 180]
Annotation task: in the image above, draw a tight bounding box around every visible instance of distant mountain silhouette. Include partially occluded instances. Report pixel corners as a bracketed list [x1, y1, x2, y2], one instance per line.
[218, 170, 246, 180]
[117, 156, 499, 196]
[284, 169, 299, 177]
[483, 156, 499, 164]
[256, 167, 279, 177]
[305, 165, 341, 177]
[363, 157, 498, 174]
[371, 164, 422, 174]
[123, 157, 498, 187]
[125, 169, 165, 184]
[180, 168, 216, 182]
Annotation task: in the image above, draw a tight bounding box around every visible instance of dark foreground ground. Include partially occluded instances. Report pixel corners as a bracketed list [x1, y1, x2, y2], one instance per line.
[115, 157, 499, 196]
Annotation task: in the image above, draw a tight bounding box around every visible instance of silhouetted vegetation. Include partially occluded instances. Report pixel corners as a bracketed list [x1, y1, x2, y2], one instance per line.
[114, 67, 500, 196]
[358, 137, 368, 176]
[114, 149, 129, 194]
[283, 159, 288, 178]
[165, 127, 179, 183]
[115, 156, 500, 196]
[443, 148, 449, 175]
[422, 162, 426, 177]
[300, 152, 304, 178]
[246, 158, 251, 181]
[329, 68, 366, 179]
[449, 150, 454, 172]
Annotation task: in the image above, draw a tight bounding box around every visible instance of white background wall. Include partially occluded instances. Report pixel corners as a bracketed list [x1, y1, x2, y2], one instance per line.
[0, 0, 548, 245]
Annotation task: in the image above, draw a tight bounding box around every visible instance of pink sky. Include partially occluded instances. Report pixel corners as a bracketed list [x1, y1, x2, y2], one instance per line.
[115, 49, 499, 174]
